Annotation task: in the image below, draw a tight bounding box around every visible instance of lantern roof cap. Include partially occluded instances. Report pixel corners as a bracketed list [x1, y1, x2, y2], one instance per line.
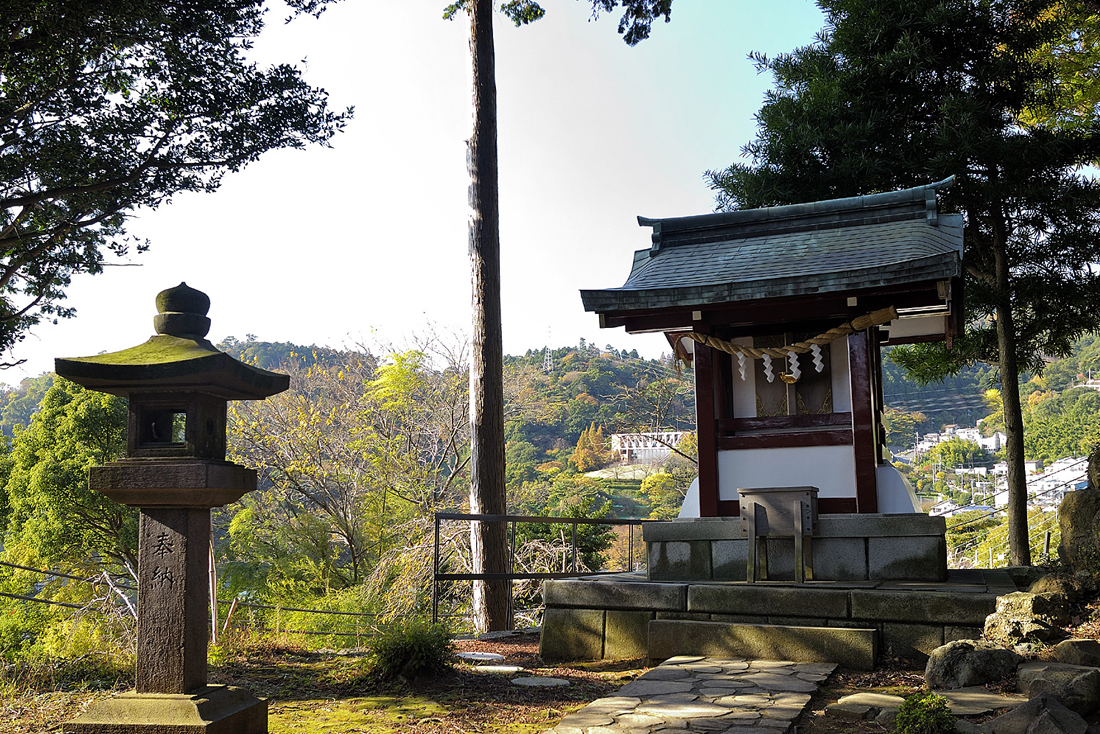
[54, 284, 289, 400]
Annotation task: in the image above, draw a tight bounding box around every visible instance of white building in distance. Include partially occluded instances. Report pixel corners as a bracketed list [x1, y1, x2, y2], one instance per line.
[610, 431, 686, 464]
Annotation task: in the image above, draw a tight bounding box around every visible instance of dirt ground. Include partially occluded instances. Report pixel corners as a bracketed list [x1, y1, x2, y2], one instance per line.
[0, 632, 939, 734]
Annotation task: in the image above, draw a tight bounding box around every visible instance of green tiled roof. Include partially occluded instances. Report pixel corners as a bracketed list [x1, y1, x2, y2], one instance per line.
[581, 178, 963, 314]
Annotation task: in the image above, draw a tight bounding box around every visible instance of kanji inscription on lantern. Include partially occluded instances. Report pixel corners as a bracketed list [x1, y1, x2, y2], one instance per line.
[152, 532, 174, 557]
[152, 567, 174, 588]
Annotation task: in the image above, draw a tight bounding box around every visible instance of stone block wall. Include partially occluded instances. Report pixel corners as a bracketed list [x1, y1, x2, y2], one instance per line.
[539, 569, 1014, 666]
[645, 514, 948, 582]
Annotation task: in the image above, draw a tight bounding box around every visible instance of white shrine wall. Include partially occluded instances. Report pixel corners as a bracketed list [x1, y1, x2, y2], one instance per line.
[717, 445, 857, 501]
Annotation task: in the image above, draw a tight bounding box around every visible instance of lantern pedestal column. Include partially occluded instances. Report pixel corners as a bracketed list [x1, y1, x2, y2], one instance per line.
[135, 508, 210, 694]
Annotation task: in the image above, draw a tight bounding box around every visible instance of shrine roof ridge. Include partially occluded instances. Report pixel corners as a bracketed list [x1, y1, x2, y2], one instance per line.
[580, 178, 963, 315]
[638, 177, 955, 253]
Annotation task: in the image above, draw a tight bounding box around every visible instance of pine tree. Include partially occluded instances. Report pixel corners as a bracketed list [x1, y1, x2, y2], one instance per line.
[708, 0, 1100, 564]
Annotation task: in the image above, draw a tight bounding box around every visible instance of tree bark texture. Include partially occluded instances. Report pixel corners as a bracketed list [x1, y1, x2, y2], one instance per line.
[467, 0, 511, 634]
[994, 243, 1031, 567]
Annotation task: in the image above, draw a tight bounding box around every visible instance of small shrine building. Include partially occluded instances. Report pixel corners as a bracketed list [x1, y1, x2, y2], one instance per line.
[581, 178, 963, 518]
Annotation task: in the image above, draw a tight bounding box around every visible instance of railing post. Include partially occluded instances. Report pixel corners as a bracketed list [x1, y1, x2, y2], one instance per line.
[571, 521, 578, 573]
[1044, 530, 1051, 557]
[432, 514, 440, 625]
[628, 523, 633, 572]
[507, 519, 516, 629]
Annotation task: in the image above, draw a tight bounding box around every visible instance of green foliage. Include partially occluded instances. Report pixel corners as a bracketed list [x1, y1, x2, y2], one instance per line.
[883, 408, 929, 451]
[946, 507, 1060, 568]
[0, 373, 54, 437]
[0, 650, 131, 693]
[640, 472, 684, 519]
[0, 562, 136, 663]
[0, 378, 136, 663]
[2, 378, 134, 571]
[928, 438, 992, 470]
[0, 583, 55, 660]
[2, 336, 697, 646]
[1019, 3, 1100, 134]
[222, 498, 346, 599]
[896, 691, 958, 734]
[883, 348, 994, 429]
[713, 0, 1100, 376]
[1024, 386, 1100, 461]
[514, 494, 616, 572]
[0, 2, 349, 353]
[366, 619, 455, 681]
[946, 510, 1001, 551]
[1040, 332, 1100, 390]
[218, 338, 349, 372]
[227, 347, 465, 593]
[442, 0, 672, 45]
[500, 0, 548, 26]
[505, 344, 693, 457]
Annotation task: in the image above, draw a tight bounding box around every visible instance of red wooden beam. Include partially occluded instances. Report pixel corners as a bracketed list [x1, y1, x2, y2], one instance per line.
[717, 430, 852, 451]
[693, 344, 719, 517]
[848, 332, 879, 513]
[721, 413, 852, 433]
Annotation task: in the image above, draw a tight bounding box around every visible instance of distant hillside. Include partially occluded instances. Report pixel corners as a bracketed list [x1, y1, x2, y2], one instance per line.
[882, 348, 994, 428]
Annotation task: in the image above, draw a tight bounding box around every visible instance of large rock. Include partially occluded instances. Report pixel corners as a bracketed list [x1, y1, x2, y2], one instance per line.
[1016, 661, 1100, 716]
[1028, 573, 1090, 603]
[1055, 639, 1100, 668]
[997, 592, 1071, 626]
[925, 640, 1022, 689]
[981, 692, 1087, 734]
[1058, 487, 1100, 573]
[983, 592, 1070, 645]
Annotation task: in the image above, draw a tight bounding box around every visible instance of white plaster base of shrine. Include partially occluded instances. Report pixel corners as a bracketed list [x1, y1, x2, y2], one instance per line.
[678, 464, 921, 520]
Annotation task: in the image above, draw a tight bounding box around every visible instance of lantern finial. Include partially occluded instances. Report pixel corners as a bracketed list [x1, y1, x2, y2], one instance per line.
[154, 282, 211, 338]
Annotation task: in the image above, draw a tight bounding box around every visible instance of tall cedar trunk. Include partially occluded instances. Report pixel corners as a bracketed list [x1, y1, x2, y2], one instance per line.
[994, 242, 1031, 566]
[467, 0, 512, 634]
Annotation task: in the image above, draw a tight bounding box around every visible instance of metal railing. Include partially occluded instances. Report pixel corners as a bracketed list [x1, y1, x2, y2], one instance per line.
[431, 511, 653, 625]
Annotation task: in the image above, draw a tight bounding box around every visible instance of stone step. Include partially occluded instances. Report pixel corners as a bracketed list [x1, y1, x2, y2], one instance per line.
[649, 619, 877, 671]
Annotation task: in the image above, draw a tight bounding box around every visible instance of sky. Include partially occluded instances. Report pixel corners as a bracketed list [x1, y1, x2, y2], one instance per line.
[4, 0, 827, 385]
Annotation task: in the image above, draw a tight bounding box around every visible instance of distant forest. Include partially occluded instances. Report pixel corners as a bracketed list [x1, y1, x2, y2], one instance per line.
[4, 332, 1099, 462]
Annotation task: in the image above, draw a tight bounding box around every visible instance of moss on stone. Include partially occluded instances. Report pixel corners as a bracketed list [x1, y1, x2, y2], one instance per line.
[65, 335, 220, 366]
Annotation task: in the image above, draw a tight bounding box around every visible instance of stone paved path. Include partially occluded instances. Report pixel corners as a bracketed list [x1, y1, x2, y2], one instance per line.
[545, 655, 836, 734]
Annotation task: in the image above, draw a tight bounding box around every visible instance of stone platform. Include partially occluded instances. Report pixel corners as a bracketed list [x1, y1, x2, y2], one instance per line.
[540, 568, 1017, 669]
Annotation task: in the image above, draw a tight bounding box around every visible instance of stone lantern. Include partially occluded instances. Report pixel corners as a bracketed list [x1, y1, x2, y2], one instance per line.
[57, 283, 288, 734]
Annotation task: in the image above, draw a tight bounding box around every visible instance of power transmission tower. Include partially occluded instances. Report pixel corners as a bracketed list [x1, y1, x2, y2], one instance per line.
[543, 343, 553, 373]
